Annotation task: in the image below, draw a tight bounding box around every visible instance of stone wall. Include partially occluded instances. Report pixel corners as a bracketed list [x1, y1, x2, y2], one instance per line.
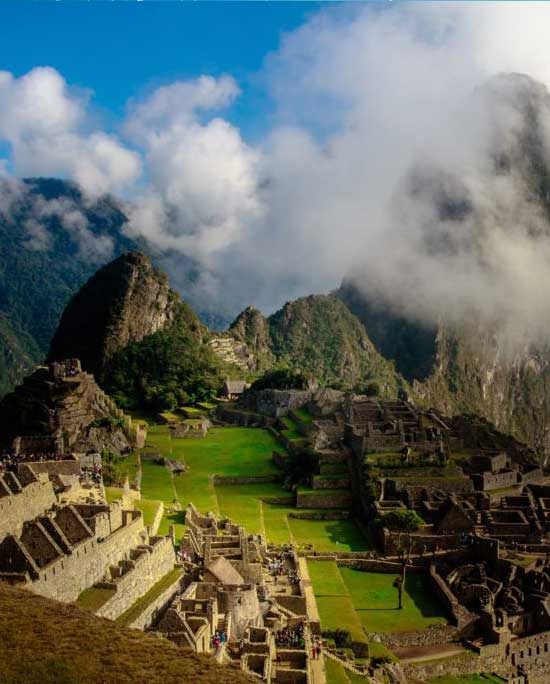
[95, 538, 176, 620]
[311, 475, 350, 490]
[429, 563, 475, 629]
[0, 477, 56, 542]
[27, 512, 147, 602]
[296, 490, 353, 509]
[376, 624, 458, 649]
[29, 460, 81, 477]
[473, 469, 519, 491]
[252, 390, 313, 418]
[125, 569, 183, 629]
[275, 595, 307, 616]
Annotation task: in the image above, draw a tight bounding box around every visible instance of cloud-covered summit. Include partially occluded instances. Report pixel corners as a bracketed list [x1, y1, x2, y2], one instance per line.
[3, 3, 550, 345]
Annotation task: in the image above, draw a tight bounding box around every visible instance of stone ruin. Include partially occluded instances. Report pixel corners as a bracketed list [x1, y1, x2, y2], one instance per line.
[0, 455, 176, 623]
[0, 359, 147, 455]
[156, 504, 318, 684]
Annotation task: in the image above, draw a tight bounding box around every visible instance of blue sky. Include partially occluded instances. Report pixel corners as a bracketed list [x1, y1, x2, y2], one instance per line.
[0, 2, 323, 140]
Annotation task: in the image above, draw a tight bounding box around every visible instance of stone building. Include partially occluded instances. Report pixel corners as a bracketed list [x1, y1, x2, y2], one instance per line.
[0, 460, 176, 621]
[0, 360, 147, 454]
[158, 505, 314, 684]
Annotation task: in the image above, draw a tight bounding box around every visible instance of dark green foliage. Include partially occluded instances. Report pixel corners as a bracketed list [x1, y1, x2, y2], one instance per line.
[89, 416, 125, 429]
[365, 381, 381, 397]
[321, 629, 352, 649]
[105, 305, 228, 412]
[251, 368, 311, 391]
[379, 509, 423, 532]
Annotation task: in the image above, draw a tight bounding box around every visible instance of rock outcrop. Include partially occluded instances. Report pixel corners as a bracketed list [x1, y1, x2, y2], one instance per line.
[0, 360, 140, 453]
[48, 252, 194, 380]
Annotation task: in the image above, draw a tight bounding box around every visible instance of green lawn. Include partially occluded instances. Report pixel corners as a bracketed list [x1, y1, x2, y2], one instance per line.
[104, 486, 124, 503]
[75, 586, 115, 612]
[307, 560, 350, 596]
[138, 424, 369, 552]
[140, 460, 176, 504]
[216, 483, 292, 535]
[116, 567, 183, 627]
[280, 416, 302, 440]
[294, 407, 314, 424]
[325, 659, 352, 684]
[309, 560, 447, 657]
[339, 568, 448, 633]
[135, 498, 162, 527]
[140, 426, 284, 536]
[307, 561, 367, 645]
[289, 518, 369, 552]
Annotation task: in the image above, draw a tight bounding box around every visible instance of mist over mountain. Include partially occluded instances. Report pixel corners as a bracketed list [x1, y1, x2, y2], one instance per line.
[0, 178, 226, 397]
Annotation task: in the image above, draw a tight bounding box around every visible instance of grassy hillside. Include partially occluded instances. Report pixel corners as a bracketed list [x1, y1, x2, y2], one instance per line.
[0, 581, 252, 684]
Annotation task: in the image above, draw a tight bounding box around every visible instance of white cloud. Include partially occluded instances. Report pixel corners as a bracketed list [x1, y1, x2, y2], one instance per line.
[125, 75, 263, 264]
[5, 4, 550, 343]
[0, 67, 141, 195]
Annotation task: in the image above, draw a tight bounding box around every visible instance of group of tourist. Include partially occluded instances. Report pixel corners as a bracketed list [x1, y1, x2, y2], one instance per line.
[176, 549, 192, 563]
[311, 638, 323, 660]
[80, 464, 102, 484]
[211, 630, 227, 650]
[0, 450, 68, 473]
[275, 623, 305, 649]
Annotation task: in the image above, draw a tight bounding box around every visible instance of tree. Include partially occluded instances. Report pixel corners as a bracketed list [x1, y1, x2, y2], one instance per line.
[365, 381, 381, 397]
[381, 510, 423, 610]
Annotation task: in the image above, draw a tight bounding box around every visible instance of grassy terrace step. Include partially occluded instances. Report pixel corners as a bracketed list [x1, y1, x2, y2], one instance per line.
[297, 486, 353, 509]
[135, 499, 162, 527]
[116, 567, 183, 627]
[320, 463, 349, 475]
[293, 407, 314, 424]
[76, 586, 115, 612]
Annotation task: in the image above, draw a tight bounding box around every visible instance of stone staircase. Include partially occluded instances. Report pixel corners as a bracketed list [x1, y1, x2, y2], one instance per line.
[324, 649, 370, 678]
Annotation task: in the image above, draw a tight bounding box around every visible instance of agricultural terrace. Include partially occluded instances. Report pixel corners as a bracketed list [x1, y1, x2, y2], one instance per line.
[308, 560, 447, 637]
[325, 659, 368, 684]
[138, 424, 369, 551]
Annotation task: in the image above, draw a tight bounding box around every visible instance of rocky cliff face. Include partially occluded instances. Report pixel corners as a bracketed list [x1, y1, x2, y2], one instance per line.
[228, 306, 274, 372]
[337, 282, 550, 451]
[48, 252, 193, 380]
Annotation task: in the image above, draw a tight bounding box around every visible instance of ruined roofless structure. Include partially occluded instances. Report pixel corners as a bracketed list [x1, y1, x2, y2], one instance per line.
[158, 504, 318, 684]
[0, 459, 175, 622]
[0, 359, 147, 453]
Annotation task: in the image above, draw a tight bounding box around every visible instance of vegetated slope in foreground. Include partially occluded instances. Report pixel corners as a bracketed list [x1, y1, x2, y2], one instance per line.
[0, 582, 253, 684]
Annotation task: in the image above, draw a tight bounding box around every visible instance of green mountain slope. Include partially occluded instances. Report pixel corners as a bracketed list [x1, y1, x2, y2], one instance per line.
[229, 295, 406, 397]
[48, 251, 236, 411]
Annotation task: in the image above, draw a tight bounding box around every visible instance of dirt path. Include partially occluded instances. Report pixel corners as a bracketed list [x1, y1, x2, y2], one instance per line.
[393, 642, 466, 663]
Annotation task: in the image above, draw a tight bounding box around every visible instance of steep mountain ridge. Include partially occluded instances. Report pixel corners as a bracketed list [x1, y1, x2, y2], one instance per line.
[0, 178, 141, 396]
[47, 252, 198, 380]
[228, 295, 406, 396]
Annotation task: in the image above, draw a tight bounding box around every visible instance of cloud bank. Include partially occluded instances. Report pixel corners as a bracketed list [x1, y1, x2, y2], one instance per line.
[4, 3, 550, 342]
